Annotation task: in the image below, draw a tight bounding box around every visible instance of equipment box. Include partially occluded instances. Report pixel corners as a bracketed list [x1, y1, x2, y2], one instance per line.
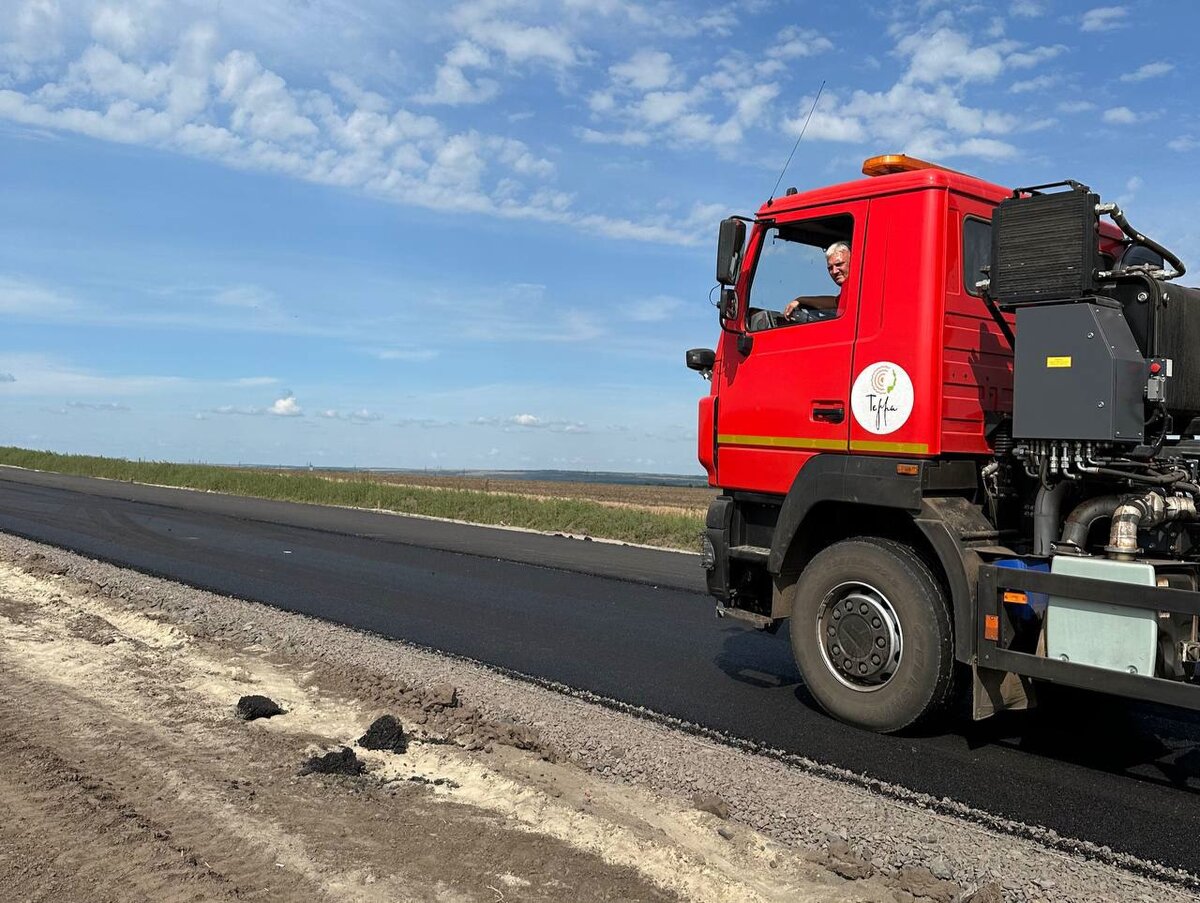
[1046, 557, 1158, 676]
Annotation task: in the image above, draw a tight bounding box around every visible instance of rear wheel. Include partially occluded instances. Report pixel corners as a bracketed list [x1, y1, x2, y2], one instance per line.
[790, 537, 954, 732]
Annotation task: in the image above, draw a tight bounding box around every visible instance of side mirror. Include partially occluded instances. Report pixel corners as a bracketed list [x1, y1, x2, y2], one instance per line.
[716, 218, 746, 286]
[686, 348, 716, 379]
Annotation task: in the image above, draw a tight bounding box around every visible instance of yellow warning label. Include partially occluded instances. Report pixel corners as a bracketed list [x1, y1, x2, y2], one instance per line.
[1046, 356, 1072, 368]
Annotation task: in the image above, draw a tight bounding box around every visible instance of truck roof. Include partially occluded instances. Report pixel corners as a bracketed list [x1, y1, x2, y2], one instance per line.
[757, 166, 1012, 218]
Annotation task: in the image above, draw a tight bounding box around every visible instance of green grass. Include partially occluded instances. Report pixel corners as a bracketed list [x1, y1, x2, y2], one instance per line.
[0, 447, 704, 551]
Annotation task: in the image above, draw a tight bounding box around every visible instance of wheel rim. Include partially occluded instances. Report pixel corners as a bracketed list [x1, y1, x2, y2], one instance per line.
[815, 581, 903, 692]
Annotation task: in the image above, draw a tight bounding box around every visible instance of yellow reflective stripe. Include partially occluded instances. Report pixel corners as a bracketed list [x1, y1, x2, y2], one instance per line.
[850, 439, 930, 454]
[717, 434, 930, 455]
[717, 434, 845, 450]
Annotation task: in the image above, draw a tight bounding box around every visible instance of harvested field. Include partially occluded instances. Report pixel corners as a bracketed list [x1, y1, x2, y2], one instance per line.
[280, 469, 716, 514]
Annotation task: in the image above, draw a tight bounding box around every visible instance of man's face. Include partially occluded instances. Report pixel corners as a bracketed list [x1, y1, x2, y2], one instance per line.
[827, 249, 850, 286]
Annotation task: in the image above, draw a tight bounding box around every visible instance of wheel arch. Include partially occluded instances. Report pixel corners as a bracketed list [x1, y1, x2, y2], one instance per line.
[767, 456, 985, 665]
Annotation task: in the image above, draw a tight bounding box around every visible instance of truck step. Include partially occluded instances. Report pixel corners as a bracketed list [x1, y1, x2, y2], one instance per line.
[715, 601, 774, 629]
[729, 545, 771, 563]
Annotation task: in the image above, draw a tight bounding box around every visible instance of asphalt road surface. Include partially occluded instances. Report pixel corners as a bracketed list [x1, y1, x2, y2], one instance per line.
[1, 467, 1198, 875]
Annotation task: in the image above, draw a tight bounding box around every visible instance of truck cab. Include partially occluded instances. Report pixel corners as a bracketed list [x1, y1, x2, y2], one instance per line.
[690, 154, 1200, 732]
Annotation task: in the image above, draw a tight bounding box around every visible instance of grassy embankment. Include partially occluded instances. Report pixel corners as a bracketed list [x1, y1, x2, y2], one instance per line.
[0, 447, 705, 550]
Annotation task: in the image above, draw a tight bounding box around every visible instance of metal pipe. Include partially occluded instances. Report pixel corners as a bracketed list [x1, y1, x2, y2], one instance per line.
[1034, 481, 1069, 556]
[1058, 494, 1123, 553]
[1105, 493, 1198, 560]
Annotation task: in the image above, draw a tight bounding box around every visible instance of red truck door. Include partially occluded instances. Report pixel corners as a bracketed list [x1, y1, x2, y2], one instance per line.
[716, 201, 868, 494]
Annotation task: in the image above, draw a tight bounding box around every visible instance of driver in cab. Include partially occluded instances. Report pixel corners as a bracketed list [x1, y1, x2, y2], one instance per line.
[781, 241, 849, 323]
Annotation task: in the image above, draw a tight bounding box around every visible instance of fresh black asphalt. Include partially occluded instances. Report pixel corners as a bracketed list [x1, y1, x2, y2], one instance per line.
[0, 467, 1198, 874]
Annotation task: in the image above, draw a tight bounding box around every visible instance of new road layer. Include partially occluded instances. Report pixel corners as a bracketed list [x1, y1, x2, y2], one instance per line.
[1, 467, 1198, 875]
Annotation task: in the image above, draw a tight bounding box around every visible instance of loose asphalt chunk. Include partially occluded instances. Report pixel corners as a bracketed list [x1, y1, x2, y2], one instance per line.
[692, 792, 731, 819]
[236, 694, 285, 720]
[299, 746, 366, 776]
[358, 714, 408, 753]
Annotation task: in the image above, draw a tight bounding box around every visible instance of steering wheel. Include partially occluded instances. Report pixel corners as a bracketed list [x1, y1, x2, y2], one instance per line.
[784, 302, 819, 323]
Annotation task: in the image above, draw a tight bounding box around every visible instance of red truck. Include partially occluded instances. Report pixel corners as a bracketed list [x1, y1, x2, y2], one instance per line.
[688, 154, 1200, 732]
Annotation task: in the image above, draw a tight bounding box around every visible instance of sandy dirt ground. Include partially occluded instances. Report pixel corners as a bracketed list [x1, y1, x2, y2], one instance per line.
[0, 533, 1193, 903]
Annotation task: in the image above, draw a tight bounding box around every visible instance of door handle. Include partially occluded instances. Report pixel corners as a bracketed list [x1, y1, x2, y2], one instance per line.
[812, 403, 845, 424]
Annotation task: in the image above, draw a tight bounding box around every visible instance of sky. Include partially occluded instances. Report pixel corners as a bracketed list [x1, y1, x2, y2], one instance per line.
[0, 0, 1196, 474]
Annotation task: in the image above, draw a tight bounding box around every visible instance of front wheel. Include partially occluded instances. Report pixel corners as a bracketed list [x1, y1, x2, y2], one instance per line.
[790, 537, 954, 733]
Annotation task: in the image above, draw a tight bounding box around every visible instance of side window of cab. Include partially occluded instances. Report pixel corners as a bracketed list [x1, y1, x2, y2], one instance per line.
[963, 216, 991, 295]
[745, 214, 854, 333]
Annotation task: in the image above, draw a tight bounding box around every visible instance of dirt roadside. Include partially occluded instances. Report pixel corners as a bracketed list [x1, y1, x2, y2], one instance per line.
[0, 533, 1191, 903]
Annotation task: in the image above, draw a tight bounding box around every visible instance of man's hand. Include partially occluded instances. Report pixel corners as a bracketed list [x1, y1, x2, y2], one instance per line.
[783, 297, 806, 319]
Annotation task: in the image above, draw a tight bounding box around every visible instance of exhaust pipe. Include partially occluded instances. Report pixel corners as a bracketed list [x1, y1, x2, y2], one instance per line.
[1058, 494, 1123, 554]
[1106, 492, 1197, 560]
[1034, 482, 1069, 556]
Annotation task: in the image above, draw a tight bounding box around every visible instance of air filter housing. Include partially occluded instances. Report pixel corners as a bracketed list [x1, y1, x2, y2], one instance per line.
[990, 186, 1102, 305]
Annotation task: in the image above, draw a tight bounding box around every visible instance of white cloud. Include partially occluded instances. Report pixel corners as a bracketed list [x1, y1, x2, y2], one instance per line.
[0, 352, 186, 396]
[787, 24, 1061, 162]
[64, 400, 130, 412]
[1057, 99, 1096, 113]
[1009, 74, 1060, 94]
[586, 44, 795, 154]
[1005, 45, 1065, 68]
[629, 294, 684, 322]
[1103, 105, 1138, 125]
[471, 413, 588, 433]
[212, 390, 304, 417]
[898, 27, 1062, 85]
[577, 126, 651, 146]
[0, 20, 710, 247]
[0, 276, 77, 315]
[1115, 175, 1143, 206]
[1119, 62, 1173, 83]
[212, 284, 277, 310]
[319, 407, 381, 423]
[230, 376, 280, 387]
[899, 28, 1005, 84]
[1167, 136, 1198, 153]
[215, 49, 317, 141]
[91, 4, 143, 54]
[788, 82, 1020, 161]
[764, 26, 832, 62]
[416, 41, 498, 105]
[610, 50, 676, 91]
[0, 0, 66, 81]
[1011, 0, 1045, 15]
[449, 2, 578, 68]
[1080, 6, 1127, 32]
[269, 392, 302, 416]
[367, 347, 439, 362]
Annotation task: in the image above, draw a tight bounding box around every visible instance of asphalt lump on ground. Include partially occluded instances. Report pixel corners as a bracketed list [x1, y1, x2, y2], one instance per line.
[358, 714, 408, 753]
[299, 746, 365, 776]
[236, 694, 284, 720]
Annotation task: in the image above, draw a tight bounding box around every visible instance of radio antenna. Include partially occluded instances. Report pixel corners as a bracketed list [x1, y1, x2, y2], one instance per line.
[769, 80, 825, 202]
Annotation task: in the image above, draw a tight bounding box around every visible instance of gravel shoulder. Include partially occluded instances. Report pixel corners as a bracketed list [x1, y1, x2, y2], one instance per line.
[0, 532, 1191, 903]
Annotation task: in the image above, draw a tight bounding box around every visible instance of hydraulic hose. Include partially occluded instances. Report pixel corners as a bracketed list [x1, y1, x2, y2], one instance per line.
[1106, 204, 1186, 279]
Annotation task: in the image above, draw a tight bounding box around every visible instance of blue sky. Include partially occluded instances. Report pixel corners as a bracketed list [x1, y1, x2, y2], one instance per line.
[0, 0, 1195, 474]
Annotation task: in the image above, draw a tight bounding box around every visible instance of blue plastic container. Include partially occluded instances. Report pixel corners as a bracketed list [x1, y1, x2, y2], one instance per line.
[994, 558, 1050, 619]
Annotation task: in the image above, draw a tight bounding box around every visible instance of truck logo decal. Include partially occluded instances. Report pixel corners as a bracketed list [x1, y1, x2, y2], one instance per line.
[851, 362, 913, 435]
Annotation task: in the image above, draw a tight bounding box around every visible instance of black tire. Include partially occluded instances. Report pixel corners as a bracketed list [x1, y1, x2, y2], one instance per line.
[789, 537, 954, 733]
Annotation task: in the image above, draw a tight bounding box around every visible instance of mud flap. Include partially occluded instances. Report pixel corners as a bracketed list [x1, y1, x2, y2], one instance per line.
[972, 664, 1038, 719]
